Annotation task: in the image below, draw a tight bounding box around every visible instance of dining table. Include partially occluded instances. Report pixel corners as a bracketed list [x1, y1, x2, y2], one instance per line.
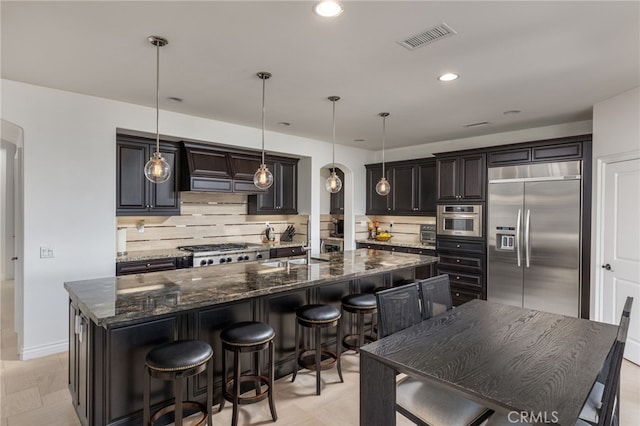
[359, 299, 619, 425]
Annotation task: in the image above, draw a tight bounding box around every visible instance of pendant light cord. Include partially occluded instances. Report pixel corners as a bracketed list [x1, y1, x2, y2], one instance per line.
[332, 99, 336, 173]
[261, 76, 266, 165]
[381, 114, 386, 178]
[155, 40, 160, 155]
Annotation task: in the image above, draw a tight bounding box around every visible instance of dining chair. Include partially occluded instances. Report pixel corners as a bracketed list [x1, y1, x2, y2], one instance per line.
[418, 274, 453, 320]
[484, 296, 634, 426]
[375, 282, 493, 426]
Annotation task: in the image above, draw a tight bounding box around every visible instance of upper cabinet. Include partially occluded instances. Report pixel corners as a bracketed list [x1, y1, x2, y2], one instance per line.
[487, 137, 586, 167]
[248, 156, 298, 215]
[116, 136, 180, 216]
[329, 168, 345, 214]
[180, 142, 266, 193]
[365, 159, 437, 215]
[436, 153, 486, 202]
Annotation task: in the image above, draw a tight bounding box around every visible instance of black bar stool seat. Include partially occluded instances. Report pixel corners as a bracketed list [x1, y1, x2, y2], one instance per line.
[341, 293, 377, 351]
[219, 321, 277, 426]
[143, 340, 213, 426]
[292, 304, 344, 395]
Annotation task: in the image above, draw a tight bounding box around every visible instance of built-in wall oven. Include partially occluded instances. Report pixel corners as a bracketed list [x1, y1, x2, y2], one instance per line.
[437, 205, 483, 238]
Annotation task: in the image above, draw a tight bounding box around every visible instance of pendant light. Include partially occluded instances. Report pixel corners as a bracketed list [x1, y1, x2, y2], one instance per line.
[144, 36, 171, 184]
[254, 72, 274, 190]
[325, 96, 342, 193]
[376, 112, 391, 196]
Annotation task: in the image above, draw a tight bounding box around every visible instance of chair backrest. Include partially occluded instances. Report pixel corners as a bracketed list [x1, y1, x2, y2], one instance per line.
[598, 296, 633, 426]
[375, 283, 422, 338]
[418, 275, 453, 320]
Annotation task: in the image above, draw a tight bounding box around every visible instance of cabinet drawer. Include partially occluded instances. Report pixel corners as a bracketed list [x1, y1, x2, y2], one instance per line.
[438, 254, 481, 269]
[450, 286, 482, 307]
[270, 246, 305, 259]
[405, 247, 436, 256]
[436, 239, 484, 253]
[437, 268, 482, 289]
[116, 258, 177, 276]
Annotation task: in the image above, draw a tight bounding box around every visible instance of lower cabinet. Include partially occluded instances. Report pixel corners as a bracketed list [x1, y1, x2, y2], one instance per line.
[436, 237, 485, 305]
[269, 245, 305, 258]
[355, 242, 436, 279]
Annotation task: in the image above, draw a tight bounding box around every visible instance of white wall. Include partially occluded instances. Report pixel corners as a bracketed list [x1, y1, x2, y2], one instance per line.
[591, 87, 640, 319]
[0, 139, 16, 280]
[0, 79, 374, 358]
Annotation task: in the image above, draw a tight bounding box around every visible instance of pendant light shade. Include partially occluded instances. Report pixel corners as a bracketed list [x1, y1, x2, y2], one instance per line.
[376, 112, 391, 196]
[325, 96, 342, 193]
[254, 72, 274, 190]
[144, 36, 171, 184]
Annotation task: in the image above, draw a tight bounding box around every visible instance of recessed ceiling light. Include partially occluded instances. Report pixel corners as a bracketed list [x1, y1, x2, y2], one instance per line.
[313, 1, 344, 18]
[503, 110, 521, 115]
[167, 96, 183, 103]
[354, 139, 365, 142]
[438, 73, 459, 82]
[277, 122, 291, 126]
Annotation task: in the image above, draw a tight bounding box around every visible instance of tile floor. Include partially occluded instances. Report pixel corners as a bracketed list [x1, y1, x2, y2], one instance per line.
[1, 279, 639, 425]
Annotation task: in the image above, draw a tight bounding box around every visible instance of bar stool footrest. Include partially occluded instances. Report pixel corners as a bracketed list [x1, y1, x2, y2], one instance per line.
[297, 349, 339, 371]
[150, 401, 209, 426]
[223, 375, 271, 405]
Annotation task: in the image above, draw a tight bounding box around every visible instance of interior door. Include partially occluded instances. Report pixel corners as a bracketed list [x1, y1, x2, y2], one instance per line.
[522, 180, 580, 317]
[602, 157, 640, 364]
[487, 182, 524, 307]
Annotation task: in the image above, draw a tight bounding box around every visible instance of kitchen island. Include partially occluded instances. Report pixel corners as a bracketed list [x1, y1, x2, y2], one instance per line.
[65, 249, 438, 426]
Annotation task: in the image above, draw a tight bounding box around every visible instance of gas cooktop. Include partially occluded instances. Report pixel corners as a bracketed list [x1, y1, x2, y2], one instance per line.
[177, 243, 269, 267]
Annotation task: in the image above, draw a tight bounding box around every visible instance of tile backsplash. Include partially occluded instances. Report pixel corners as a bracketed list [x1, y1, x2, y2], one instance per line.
[117, 192, 308, 252]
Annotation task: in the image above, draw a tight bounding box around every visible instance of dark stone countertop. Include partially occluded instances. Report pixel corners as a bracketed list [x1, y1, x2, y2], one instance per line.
[66, 249, 438, 328]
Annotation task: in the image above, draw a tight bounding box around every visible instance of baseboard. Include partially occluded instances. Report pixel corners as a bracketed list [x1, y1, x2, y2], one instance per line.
[20, 339, 68, 360]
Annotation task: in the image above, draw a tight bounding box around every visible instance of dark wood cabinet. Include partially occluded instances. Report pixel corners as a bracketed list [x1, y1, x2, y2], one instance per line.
[116, 136, 180, 216]
[269, 245, 305, 259]
[436, 153, 485, 202]
[365, 159, 437, 215]
[115, 258, 178, 276]
[436, 237, 485, 305]
[487, 136, 587, 167]
[329, 168, 345, 214]
[248, 156, 298, 214]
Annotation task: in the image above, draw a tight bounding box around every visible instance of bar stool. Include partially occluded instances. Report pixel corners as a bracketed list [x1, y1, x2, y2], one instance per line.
[218, 321, 277, 426]
[143, 340, 213, 426]
[341, 293, 377, 352]
[292, 304, 343, 395]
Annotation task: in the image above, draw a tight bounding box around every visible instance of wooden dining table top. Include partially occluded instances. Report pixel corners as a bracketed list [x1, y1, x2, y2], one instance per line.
[360, 299, 619, 425]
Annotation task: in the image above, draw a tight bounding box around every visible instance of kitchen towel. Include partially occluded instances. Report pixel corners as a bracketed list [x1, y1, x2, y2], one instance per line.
[116, 228, 127, 255]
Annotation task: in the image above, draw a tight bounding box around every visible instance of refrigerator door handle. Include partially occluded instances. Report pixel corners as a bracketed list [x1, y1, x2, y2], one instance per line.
[525, 209, 531, 268]
[516, 209, 522, 267]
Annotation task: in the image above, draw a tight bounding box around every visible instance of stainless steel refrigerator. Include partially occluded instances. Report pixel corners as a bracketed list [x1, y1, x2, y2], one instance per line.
[487, 161, 582, 317]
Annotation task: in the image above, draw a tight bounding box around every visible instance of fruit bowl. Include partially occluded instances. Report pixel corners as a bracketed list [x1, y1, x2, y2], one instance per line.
[375, 234, 393, 241]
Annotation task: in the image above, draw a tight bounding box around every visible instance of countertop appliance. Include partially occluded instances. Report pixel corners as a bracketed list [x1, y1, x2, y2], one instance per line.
[420, 224, 436, 245]
[321, 238, 343, 253]
[330, 219, 344, 238]
[487, 161, 582, 317]
[177, 243, 270, 267]
[437, 204, 483, 238]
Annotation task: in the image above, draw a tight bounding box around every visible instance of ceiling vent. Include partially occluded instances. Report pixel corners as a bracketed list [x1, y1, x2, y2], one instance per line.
[398, 23, 456, 50]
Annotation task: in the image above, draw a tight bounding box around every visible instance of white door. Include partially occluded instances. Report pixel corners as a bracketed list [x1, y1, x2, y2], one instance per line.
[602, 156, 640, 364]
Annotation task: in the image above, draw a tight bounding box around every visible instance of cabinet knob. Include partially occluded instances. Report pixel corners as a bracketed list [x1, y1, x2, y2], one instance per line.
[456, 276, 460, 280]
[456, 259, 460, 263]
[146, 263, 151, 268]
[455, 292, 460, 297]
[456, 244, 461, 248]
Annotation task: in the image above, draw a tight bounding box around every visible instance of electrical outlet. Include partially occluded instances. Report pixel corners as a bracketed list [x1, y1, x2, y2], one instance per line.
[40, 246, 54, 258]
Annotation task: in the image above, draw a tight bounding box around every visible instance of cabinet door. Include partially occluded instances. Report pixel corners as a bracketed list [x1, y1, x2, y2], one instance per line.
[149, 143, 180, 213]
[68, 302, 78, 407]
[416, 161, 437, 213]
[116, 141, 148, 214]
[329, 168, 345, 214]
[437, 157, 458, 201]
[391, 164, 416, 213]
[366, 166, 391, 214]
[459, 154, 485, 200]
[252, 159, 278, 212]
[277, 159, 298, 214]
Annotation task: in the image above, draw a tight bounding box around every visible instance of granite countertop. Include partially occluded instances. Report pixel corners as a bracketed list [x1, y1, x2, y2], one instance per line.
[355, 239, 436, 251]
[66, 249, 438, 328]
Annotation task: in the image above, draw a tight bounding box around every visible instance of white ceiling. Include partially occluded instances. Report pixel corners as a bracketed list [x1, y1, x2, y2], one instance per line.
[2, 1, 638, 150]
